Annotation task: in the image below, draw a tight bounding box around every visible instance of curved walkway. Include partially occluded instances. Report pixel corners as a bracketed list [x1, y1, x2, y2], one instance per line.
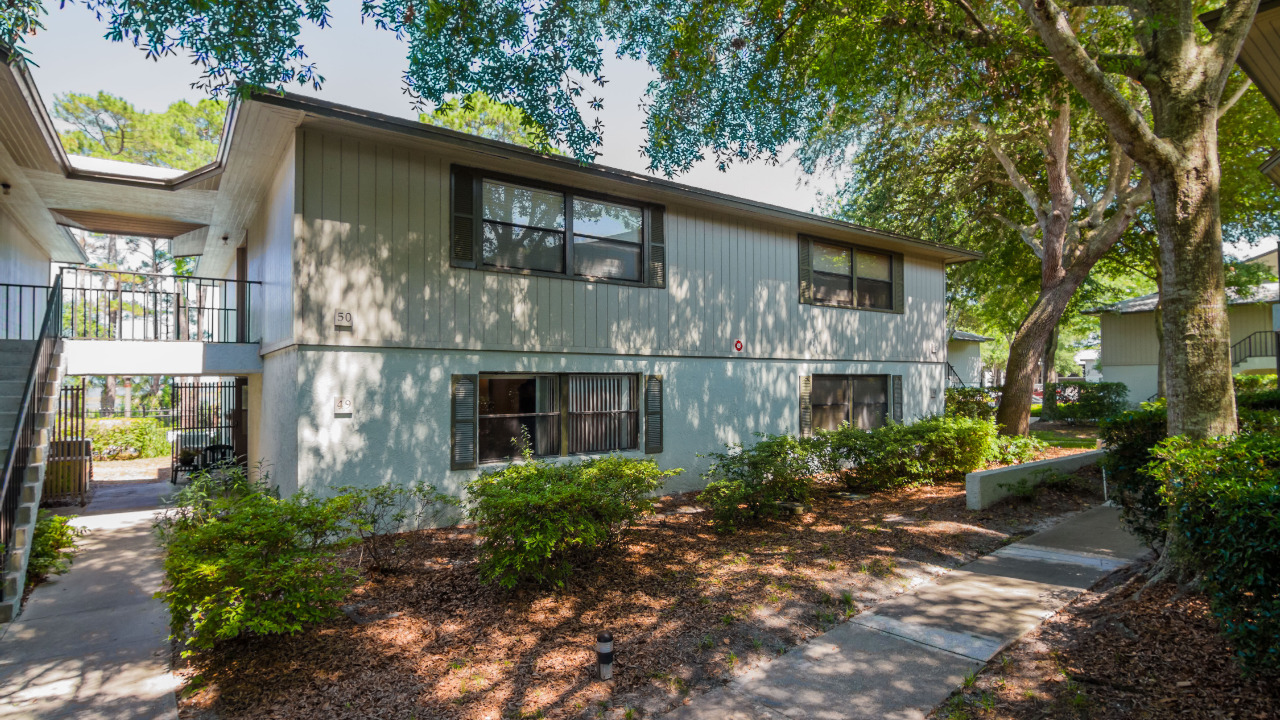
[662, 505, 1147, 720]
[0, 482, 176, 720]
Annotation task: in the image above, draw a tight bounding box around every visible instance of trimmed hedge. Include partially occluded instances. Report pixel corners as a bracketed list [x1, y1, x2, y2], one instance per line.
[699, 433, 826, 532]
[1149, 433, 1280, 673]
[944, 387, 997, 421]
[1042, 380, 1128, 423]
[827, 416, 997, 491]
[468, 455, 681, 587]
[1233, 374, 1277, 393]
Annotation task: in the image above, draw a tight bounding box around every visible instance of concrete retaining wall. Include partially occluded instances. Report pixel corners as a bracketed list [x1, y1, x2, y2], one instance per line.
[966, 450, 1105, 510]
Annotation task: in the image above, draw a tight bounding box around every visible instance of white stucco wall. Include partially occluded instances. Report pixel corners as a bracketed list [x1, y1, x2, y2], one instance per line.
[1100, 365, 1158, 406]
[0, 212, 50, 286]
[255, 347, 945, 497]
[946, 340, 983, 386]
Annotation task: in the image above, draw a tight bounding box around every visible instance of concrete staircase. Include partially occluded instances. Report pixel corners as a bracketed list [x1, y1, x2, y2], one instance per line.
[0, 339, 64, 623]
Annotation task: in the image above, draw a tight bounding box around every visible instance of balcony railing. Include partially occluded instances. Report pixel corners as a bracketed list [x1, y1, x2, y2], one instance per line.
[59, 268, 261, 343]
[0, 283, 52, 341]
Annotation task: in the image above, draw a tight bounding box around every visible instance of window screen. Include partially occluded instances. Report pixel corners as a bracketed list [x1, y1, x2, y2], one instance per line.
[478, 374, 560, 462]
[572, 198, 643, 281]
[810, 375, 889, 431]
[856, 252, 893, 310]
[812, 242, 854, 307]
[481, 181, 566, 273]
[567, 374, 639, 454]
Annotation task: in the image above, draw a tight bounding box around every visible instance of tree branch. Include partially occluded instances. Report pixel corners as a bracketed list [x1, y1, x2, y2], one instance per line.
[972, 117, 1048, 226]
[1218, 77, 1253, 119]
[994, 213, 1046, 258]
[1017, 0, 1174, 171]
[949, 0, 991, 35]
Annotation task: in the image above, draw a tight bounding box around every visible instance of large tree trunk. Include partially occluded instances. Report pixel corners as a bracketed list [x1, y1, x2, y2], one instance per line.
[1150, 142, 1237, 437]
[995, 277, 1081, 435]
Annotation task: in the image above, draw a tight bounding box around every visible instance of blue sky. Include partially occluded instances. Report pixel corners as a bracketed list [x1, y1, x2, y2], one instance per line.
[26, 2, 836, 214]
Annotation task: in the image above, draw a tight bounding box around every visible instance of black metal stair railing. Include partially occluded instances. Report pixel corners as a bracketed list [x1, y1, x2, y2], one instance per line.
[1230, 331, 1277, 366]
[1, 277, 62, 562]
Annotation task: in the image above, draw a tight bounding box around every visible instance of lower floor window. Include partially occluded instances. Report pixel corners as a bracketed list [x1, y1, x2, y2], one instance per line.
[811, 375, 889, 432]
[478, 373, 639, 462]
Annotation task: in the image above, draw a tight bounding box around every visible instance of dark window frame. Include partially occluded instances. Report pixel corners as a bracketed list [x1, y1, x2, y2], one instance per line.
[476, 371, 641, 464]
[455, 166, 663, 288]
[804, 236, 902, 313]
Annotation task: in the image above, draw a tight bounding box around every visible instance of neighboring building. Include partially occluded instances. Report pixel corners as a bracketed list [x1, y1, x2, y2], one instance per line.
[1089, 283, 1279, 404]
[0, 55, 981, 508]
[946, 330, 991, 387]
[1073, 349, 1102, 382]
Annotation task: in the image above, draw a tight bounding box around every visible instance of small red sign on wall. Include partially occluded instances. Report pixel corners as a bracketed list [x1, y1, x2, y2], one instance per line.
[733, 339, 744, 352]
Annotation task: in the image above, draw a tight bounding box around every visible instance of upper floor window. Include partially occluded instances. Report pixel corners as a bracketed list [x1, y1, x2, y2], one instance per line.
[452, 166, 666, 287]
[800, 236, 903, 313]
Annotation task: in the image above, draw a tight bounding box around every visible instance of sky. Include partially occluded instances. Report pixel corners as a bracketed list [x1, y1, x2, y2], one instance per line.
[26, 2, 837, 215]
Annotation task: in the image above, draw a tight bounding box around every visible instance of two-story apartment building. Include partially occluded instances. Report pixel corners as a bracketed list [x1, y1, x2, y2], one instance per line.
[1, 58, 980, 502]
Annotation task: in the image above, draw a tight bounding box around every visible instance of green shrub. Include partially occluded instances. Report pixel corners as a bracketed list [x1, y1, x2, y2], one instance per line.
[829, 416, 996, 491]
[1237, 388, 1280, 413]
[155, 468, 358, 650]
[945, 387, 996, 421]
[330, 481, 459, 572]
[1148, 434, 1280, 673]
[1233, 374, 1277, 393]
[699, 433, 824, 532]
[467, 455, 680, 587]
[1042, 381, 1128, 423]
[1098, 406, 1169, 545]
[87, 418, 169, 460]
[987, 433, 1048, 465]
[27, 512, 85, 580]
[1030, 404, 1042, 416]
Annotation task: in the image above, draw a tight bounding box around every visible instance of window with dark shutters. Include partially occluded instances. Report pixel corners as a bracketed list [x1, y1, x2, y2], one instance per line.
[450, 375, 479, 470]
[648, 208, 666, 288]
[644, 375, 663, 454]
[798, 375, 813, 437]
[798, 234, 903, 312]
[892, 375, 904, 422]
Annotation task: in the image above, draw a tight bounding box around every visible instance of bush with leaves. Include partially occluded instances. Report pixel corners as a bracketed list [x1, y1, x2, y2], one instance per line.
[698, 433, 825, 532]
[944, 387, 997, 421]
[155, 467, 357, 650]
[1233, 374, 1277, 393]
[828, 416, 996, 491]
[1148, 433, 1280, 674]
[467, 455, 681, 587]
[987, 433, 1048, 466]
[329, 481, 459, 572]
[1042, 380, 1129, 423]
[27, 511, 86, 580]
[1237, 388, 1280, 413]
[86, 417, 169, 460]
[1098, 406, 1169, 545]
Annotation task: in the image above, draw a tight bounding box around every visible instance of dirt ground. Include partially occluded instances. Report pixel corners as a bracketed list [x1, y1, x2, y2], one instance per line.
[92, 456, 171, 483]
[930, 563, 1280, 720]
[176, 469, 1107, 720]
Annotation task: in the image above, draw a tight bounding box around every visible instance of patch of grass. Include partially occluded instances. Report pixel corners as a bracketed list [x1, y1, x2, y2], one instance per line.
[698, 634, 714, 651]
[1031, 430, 1097, 449]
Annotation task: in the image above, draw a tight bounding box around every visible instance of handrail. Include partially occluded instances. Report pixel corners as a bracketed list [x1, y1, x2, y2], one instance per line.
[0, 282, 53, 341]
[60, 266, 262, 286]
[946, 363, 966, 388]
[1230, 330, 1277, 365]
[1, 276, 62, 561]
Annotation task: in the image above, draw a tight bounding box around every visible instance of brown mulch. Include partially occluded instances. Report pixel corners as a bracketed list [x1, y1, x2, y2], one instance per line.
[981, 445, 1093, 472]
[93, 456, 171, 483]
[1028, 421, 1101, 441]
[177, 474, 1106, 720]
[929, 566, 1280, 720]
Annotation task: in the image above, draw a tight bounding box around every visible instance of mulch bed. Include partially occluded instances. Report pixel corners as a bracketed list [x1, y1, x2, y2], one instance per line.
[930, 564, 1280, 720]
[177, 473, 1106, 720]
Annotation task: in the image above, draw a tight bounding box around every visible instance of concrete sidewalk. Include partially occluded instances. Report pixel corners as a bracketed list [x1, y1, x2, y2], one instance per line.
[662, 505, 1147, 720]
[0, 483, 177, 720]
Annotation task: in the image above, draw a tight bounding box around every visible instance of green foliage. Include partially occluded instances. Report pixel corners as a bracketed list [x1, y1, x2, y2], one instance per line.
[1234, 374, 1277, 393]
[155, 468, 358, 650]
[1237, 389, 1280, 413]
[27, 512, 85, 580]
[827, 416, 996, 491]
[698, 433, 827, 533]
[421, 91, 557, 153]
[55, 92, 226, 170]
[945, 387, 997, 421]
[467, 455, 680, 587]
[329, 482, 459, 572]
[86, 418, 169, 460]
[1098, 406, 1169, 545]
[1041, 381, 1128, 423]
[1148, 434, 1280, 674]
[989, 434, 1048, 465]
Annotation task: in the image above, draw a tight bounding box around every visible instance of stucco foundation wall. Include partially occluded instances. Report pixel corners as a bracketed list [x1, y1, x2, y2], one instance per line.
[946, 340, 983, 386]
[284, 346, 945, 498]
[256, 347, 301, 492]
[966, 450, 1104, 510]
[1100, 364, 1158, 407]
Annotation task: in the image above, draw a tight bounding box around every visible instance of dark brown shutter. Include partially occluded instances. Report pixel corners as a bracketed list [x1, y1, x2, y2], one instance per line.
[798, 374, 813, 437]
[891, 375, 904, 423]
[648, 208, 667, 288]
[451, 374, 479, 470]
[892, 253, 905, 314]
[450, 166, 478, 268]
[644, 374, 663, 453]
[798, 236, 814, 304]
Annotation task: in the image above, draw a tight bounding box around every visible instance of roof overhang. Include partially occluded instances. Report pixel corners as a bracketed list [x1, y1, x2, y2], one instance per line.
[1203, 1, 1280, 186]
[250, 91, 984, 265]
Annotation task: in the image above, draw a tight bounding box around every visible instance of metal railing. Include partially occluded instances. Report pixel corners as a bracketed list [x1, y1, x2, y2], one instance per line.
[2, 277, 62, 562]
[45, 378, 91, 507]
[1230, 331, 1277, 366]
[60, 267, 261, 343]
[946, 363, 966, 388]
[1, 283, 52, 340]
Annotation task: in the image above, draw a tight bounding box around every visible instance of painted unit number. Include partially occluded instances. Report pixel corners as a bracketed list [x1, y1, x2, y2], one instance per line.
[334, 310, 353, 327]
[334, 397, 354, 416]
